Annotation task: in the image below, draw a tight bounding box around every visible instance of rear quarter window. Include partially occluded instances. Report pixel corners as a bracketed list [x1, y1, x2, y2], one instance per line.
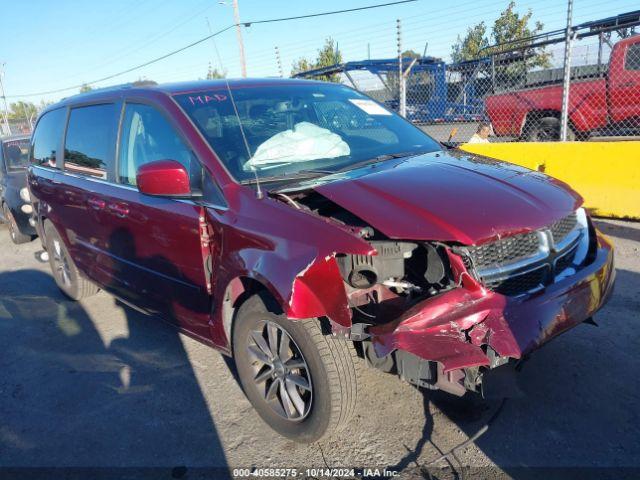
[626, 43, 640, 71]
[31, 108, 66, 168]
[64, 104, 118, 179]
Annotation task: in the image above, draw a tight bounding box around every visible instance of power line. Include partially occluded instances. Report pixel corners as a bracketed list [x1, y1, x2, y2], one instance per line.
[240, 0, 417, 26]
[7, 0, 418, 99]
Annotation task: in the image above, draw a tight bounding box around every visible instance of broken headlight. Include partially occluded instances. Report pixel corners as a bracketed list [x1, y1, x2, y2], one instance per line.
[336, 241, 451, 294]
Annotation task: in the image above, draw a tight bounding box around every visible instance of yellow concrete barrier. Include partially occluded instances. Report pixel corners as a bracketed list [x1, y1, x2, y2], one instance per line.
[460, 142, 640, 220]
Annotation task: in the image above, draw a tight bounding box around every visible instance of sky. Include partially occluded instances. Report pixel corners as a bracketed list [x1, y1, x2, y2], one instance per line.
[1, 0, 637, 107]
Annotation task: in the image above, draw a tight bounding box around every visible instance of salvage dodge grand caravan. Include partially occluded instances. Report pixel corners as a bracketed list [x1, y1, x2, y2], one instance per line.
[28, 79, 615, 442]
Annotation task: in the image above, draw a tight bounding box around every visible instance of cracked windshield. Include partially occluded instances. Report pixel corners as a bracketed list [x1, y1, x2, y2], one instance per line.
[174, 83, 441, 183]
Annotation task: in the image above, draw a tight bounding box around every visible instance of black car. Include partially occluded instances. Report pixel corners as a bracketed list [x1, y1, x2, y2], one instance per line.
[0, 135, 36, 243]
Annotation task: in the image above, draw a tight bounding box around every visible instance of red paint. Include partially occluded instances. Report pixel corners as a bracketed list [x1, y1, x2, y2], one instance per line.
[316, 151, 581, 245]
[28, 78, 616, 380]
[136, 160, 191, 196]
[370, 237, 615, 372]
[486, 35, 640, 137]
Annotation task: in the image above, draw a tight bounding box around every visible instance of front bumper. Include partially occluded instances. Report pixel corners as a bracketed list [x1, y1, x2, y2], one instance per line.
[369, 230, 615, 373]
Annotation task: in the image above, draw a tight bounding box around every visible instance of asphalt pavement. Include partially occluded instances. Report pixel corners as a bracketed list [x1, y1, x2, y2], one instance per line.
[0, 219, 639, 479]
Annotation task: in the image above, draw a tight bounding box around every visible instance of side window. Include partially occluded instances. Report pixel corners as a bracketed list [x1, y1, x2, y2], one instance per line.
[64, 104, 117, 179]
[118, 103, 199, 187]
[31, 108, 66, 168]
[626, 44, 640, 71]
[202, 171, 227, 207]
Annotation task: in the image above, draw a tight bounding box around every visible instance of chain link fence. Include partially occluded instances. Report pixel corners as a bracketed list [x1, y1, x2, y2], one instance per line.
[1, 120, 32, 136]
[295, 10, 640, 143]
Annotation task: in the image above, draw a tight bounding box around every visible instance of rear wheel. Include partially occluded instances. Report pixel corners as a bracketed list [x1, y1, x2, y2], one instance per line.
[232, 293, 359, 443]
[524, 116, 576, 142]
[3, 204, 31, 244]
[44, 220, 99, 300]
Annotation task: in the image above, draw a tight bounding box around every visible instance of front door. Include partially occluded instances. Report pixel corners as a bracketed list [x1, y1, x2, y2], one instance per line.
[609, 41, 640, 125]
[94, 102, 217, 340]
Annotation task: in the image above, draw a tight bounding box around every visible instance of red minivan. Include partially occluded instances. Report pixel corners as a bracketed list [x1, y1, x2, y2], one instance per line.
[28, 79, 615, 442]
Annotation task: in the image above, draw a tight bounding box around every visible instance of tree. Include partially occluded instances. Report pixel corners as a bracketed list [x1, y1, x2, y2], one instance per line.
[451, 23, 489, 63]
[291, 37, 343, 82]
[206, 63, 226, 80]
[79, 83, 93, 93]
[451, 2, 550, 72]
[401, 49, 422, 59]
[7, 101, 37, 123]
[291, 57, 313, 77]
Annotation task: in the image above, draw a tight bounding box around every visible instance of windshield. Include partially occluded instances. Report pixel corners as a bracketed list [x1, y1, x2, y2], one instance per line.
[2, 138, 30, 171]
[174, 84, 441, 183]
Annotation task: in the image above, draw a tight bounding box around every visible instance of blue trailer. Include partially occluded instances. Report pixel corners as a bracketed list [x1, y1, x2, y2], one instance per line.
[293, 57, 486, 124]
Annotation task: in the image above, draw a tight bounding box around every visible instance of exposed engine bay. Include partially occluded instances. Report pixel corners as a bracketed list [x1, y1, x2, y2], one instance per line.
[284, 190, 457, 324]
[270, 187, 613, 398]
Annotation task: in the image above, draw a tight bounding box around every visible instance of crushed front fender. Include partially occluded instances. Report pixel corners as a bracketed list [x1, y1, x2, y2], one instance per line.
[369, 232, 615, 372]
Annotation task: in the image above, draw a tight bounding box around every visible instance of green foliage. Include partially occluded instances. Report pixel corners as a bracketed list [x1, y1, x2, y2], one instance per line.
[451, 2, 549, 65]
[79, 83, 93, 93]
[206, 63, 226, 80]
[451, 22, 489, 63]
[401, 50, 422, 59]
[291, 38, 343, 82]
[7, 101, 37, 123]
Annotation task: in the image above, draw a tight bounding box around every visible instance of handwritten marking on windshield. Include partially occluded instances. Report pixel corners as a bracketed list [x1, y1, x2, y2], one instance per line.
[187, 94, 228, 105]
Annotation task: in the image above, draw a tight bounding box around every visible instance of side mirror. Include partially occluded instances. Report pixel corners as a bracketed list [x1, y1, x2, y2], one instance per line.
[136, 160, 191, 197]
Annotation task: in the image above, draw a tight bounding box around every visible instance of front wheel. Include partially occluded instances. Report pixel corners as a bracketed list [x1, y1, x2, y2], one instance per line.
[3, 204, 31, 244]
[233, 294, 360, 443]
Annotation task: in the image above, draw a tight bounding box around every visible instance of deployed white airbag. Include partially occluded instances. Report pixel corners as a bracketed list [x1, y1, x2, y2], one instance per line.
[244, 122, 350, 170]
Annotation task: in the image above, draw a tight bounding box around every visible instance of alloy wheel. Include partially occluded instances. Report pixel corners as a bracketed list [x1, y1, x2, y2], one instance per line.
[246, 320, 312, 421]
[4, 207, 16, 241]
[52, 239, 72, 287]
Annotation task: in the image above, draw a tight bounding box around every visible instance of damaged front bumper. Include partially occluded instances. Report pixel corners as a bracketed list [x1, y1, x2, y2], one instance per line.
[368, 231, 615, 393]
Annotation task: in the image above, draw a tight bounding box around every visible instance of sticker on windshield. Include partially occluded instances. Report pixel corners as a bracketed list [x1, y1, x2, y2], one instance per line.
[348, 99, 392, 115]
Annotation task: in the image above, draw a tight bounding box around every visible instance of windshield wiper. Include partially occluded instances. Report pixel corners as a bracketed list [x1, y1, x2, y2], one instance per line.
[240, 151, 425, 186]
[334, 150, 423, 173]
[240, 170, 330, 185]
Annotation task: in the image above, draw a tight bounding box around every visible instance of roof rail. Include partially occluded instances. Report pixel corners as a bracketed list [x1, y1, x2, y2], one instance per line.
[61, 80, 159, 101]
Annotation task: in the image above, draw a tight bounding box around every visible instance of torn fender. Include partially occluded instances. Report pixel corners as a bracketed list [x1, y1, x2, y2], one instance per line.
[287, 254, 353, 328]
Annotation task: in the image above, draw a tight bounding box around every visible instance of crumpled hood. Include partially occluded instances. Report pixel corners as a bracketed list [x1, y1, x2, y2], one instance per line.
[312, 150, 582, 245]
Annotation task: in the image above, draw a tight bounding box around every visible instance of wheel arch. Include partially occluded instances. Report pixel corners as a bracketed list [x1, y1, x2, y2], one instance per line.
[220, 275, 286, 356]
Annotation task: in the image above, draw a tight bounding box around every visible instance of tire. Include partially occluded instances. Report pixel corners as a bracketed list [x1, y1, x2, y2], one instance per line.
[3, 204, 31, 244]
[524, 116, 576, 142]
[44, 220, 99, 300]
[232, 293, 360, 443]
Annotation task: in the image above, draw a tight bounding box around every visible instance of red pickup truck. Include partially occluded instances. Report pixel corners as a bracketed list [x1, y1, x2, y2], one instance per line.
[486, 35, 640, 140]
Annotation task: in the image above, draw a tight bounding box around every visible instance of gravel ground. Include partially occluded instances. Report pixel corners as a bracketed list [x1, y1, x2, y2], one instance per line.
[0, 219, 638, 479]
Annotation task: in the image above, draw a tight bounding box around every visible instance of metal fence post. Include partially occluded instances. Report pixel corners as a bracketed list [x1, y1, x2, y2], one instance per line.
[275, 46, 283, 78]
[0, 63, 11, 136]
[560, 0, 574, 141]
[397, 19, 406, 117]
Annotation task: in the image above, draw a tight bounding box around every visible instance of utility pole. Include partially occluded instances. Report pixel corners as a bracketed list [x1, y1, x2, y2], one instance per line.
[0, 63, 11, 136]
[232, 0, 247, 77]
[397, 19, 406, 117]
[560, 0, 574, 141]
[275, 46, 283, 78]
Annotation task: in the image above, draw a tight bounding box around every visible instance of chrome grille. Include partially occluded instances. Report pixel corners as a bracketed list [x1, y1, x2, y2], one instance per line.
[550, 212, 577, 244]
[467, 231, 540, 270]
[465, 211, 585, 297]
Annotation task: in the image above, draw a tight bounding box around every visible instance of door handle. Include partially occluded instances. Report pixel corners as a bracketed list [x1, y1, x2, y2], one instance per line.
[107, 203, 130, 218]
[87, 198, 106, 210]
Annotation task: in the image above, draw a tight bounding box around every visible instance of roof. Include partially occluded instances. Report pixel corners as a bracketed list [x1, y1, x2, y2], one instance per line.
[62, 77, 321, 100]
[42, 77, 326, 114]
